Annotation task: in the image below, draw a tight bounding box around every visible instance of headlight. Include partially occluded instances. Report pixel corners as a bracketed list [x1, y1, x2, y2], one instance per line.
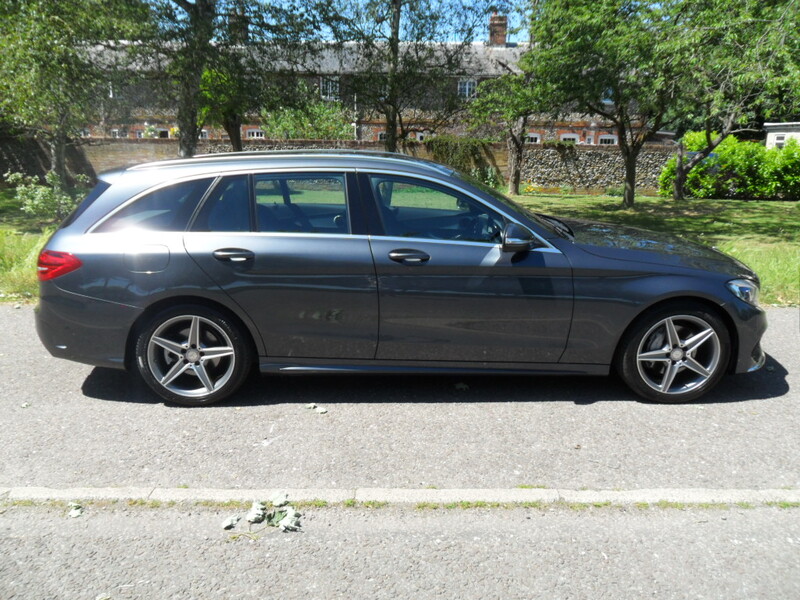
[727, 278, 760, 306]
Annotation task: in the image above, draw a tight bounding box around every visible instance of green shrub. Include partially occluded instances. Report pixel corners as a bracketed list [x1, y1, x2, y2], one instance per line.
[763, 139, 800, 199]
[424, 135, 490, 173]
[260, 93, 353, 140]
[660, 133, 800, 199]
[4, 172, 88, 222]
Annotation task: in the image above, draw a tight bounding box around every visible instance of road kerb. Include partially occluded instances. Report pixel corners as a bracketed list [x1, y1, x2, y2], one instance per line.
[2, 487, 799, 506]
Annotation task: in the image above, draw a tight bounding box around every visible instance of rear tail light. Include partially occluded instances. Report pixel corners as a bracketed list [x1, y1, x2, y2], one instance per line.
[37, 250, 83, 281]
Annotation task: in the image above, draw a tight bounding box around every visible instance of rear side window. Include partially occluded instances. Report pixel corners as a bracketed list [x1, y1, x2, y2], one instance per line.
[94, 178, 212, 233]
[191, 176, 251, 232]
[254, 173, 348, 233]
[60, 181, 111, 229]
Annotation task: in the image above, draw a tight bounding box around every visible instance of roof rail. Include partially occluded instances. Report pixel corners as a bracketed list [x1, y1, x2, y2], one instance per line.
[126, 149, 454, 175]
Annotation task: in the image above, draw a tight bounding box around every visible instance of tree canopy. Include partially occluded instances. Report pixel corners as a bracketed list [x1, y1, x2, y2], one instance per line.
[0, 0, 147, 181]
[333, 0, 502, 152]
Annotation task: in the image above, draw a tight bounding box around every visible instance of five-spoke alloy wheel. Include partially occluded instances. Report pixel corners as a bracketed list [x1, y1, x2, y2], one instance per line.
[617, 304, 731, 403]
[135, 305, 252, 406]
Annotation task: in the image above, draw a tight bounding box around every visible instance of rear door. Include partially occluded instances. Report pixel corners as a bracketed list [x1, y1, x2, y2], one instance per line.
[183, 171, 378, 359]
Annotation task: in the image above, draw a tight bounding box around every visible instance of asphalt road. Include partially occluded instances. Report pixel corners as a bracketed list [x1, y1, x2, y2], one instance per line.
[0, 304, 797, 491]
[1, 503, 799, 600]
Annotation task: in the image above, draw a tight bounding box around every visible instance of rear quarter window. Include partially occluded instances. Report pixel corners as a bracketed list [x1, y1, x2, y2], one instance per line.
[60, 181, 111, 229]
[93, 178, 213, 233]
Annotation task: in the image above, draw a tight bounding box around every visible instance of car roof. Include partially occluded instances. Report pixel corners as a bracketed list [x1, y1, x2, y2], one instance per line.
[103, 150, 456, 182]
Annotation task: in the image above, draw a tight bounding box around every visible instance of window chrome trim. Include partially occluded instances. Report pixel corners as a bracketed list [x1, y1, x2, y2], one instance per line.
[182, 231, 371, 241]
[88, 168, 354, 234]
[90, 165, 562, 255]
[356, 168, 561, 254]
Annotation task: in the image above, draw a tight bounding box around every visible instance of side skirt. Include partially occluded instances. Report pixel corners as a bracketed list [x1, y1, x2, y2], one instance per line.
[258, 358, 609, 376]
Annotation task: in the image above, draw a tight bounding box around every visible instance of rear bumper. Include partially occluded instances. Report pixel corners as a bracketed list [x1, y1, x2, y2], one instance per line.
[36, 284, 142, 370]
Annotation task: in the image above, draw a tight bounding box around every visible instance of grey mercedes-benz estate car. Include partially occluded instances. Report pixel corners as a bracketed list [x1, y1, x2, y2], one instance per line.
[35, 151, 766, 406]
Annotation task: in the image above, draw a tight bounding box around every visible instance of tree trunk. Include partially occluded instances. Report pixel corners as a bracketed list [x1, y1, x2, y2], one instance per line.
[177, 77, 201, 158]
[384, 105, 398, 153]
[622, 147, 639, 208]
[175, 0, 216, 158]
[383, 0, 402, 153]
[673, 141, 686, 201]
[223, 113, 243, 152]
[507, 116, 527, 195]
[49, 127, 69, 186]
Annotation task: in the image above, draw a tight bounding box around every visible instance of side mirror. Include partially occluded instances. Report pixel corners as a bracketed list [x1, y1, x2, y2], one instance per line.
[502, 222, 536, 253]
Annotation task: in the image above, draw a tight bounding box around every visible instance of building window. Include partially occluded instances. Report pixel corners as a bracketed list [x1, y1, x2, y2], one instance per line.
[775, 134, 786, 149]
[80, 128, 91, 138]
[199, 130, 209, 139]
[320, 76, 340, 101]
[458, 79, 477, 99]
[111, 129, 121, 138]
[526, 133, 540, 144]
[585, 136, 594, 145]
[136, 130, 144, 139]
[560, 134, 579, 144]
[598, 135, 617, 145]
[158, 129, 169, 139]
[246, 129, 265, 139]
[378, 132, 387, 141]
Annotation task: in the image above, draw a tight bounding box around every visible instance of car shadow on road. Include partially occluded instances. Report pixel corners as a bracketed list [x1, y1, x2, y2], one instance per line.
[81, 353, 789, 408]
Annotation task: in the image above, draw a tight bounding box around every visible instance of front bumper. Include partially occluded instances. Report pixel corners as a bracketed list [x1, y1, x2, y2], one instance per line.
[730, 303, 768, 374]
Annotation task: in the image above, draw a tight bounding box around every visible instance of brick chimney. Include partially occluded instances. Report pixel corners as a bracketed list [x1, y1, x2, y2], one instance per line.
[489, 13, 508, 46]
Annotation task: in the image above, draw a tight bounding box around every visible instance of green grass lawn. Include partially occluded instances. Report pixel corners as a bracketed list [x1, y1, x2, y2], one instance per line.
[514, 192, 799, 306]
[1, 186, 797, 305]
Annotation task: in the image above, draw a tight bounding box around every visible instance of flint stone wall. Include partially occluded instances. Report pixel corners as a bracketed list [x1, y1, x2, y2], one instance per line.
[520, 145, 673, 191]
[5, 138, 674, 192]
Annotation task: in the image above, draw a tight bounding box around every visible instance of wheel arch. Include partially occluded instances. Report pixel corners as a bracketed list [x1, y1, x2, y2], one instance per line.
[124, 295, 261, 370]
[612, 296, 739, 374]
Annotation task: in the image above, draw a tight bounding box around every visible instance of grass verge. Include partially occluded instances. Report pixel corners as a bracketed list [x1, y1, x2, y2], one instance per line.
[0, 229, 50, 299]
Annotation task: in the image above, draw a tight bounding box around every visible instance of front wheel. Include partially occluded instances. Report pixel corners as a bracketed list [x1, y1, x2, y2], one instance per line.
[135, 305, 253, 406]
[617, 304, 731, 403]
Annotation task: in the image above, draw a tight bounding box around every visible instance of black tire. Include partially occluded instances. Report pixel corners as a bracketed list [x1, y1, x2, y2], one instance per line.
[616, 303, 731, 403]
[135, 305, 253, 406]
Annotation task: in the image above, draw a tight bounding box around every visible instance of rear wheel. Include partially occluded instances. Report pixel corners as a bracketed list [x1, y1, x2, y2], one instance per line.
[135, 305, 253, 406]
[617, 304, 730, 403]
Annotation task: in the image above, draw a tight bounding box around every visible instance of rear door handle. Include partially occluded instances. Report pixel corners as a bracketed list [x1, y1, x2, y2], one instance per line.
[388, 249, 430, 265]
[213, 248, 255, 263]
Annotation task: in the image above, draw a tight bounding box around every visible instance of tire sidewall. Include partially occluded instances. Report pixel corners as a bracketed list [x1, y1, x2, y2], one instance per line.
[618, 303, 731, 404]
[135, 305, 252, 406]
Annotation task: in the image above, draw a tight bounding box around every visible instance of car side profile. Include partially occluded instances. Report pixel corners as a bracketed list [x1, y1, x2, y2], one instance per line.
[35, 151, 767, 406]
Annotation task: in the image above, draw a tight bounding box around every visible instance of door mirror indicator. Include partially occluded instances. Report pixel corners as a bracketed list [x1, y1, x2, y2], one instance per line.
[502, 223, 537, 253]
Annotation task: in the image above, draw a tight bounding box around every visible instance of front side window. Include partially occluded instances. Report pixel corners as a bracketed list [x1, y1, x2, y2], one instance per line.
[94, 178, 213, 233]
[598, 135, 617, 145]
[560, 134, 579, 144]
[369, 175, 503, 243]
[246, 129, 265, 139]
[254, 173, 348, 234]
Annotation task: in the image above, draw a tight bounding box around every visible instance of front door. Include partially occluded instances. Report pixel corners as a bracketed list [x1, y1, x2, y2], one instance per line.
[365, 174, 573, 363]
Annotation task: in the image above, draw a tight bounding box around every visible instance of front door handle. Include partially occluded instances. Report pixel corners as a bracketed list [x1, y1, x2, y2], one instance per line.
[213, 248, 255, 263]
[388, 249, 430, 265]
